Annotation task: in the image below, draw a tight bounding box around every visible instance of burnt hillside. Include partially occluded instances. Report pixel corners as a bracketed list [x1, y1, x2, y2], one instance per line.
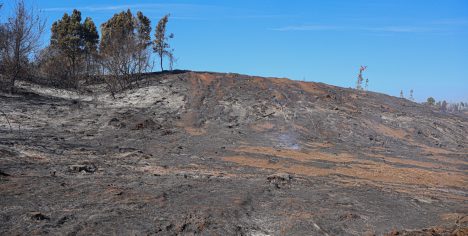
[1, 71, 467, 235]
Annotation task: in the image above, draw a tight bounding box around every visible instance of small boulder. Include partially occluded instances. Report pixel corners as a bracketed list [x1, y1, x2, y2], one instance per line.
[68, 164, 97, 173]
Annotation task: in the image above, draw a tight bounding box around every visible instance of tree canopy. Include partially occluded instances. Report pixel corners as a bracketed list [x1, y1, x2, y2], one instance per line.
[100, 9, 152, 76]
[427, 97, 435, 106]
[50, 9, 98, 78]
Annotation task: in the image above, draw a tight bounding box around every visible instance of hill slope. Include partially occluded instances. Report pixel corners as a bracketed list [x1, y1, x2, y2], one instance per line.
[1, 71, 467, 235]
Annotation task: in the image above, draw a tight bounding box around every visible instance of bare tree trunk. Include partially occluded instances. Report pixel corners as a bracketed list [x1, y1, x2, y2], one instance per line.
[11, 31, 21, 93]
[160, 54, 163, 71]
[10, 72, 17, 93]
[9, 76, 16, 93]
[2, 0, 44, 93]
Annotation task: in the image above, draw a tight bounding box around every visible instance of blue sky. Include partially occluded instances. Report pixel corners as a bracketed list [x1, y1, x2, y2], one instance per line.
[1, 0, 467, 102]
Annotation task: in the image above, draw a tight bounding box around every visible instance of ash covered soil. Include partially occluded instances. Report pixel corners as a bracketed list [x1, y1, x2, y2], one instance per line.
[0, 71, 467, 235]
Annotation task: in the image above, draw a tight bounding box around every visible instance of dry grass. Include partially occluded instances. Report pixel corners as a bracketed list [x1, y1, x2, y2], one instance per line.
[225, 146, 467, 190]
[250, 122, 275, 132]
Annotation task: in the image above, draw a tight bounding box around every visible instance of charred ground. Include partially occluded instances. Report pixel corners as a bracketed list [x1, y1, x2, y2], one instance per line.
[1, 71, 467, 235]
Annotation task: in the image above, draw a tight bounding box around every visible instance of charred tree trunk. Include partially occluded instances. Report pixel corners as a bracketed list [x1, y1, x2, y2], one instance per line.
[160, 53, 164, 71]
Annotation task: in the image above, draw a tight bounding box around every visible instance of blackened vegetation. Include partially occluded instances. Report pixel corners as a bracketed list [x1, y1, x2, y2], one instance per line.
[0, 72, 466, 235]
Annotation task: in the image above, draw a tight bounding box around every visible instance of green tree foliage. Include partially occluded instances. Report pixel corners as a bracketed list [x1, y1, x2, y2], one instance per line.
[100, 10, 134, 56]
[153, 14, 174, 71]
[82, 17, 99, 75]
[82, 17, 99, 52]
[51, 10, 82, 69]
[100, 9, 152, 78]
[136, 11, 151, 46]
[135, 11, 152, 73]
[426, 97, 435, 106]
[50, 9, 98, 80]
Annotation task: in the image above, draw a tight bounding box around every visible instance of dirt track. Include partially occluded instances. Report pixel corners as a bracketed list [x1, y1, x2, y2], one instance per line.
[1, 71, 467, 235]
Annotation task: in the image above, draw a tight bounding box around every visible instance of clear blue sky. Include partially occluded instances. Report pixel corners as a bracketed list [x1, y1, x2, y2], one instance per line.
[1, 0, 467, 102]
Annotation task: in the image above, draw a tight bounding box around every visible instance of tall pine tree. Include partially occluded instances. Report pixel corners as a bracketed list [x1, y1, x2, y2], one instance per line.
[50, 9, 98, 79]
[153, 14, 174, 71]
[100, 10, 152, 77]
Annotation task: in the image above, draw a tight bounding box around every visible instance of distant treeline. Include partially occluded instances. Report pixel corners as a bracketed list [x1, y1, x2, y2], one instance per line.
[425, 98, 467, 113]
[0, 1, 175, 95]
